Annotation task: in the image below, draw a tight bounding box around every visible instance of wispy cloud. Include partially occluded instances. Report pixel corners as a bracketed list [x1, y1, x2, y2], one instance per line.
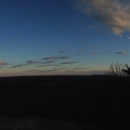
[59, 50, 66, 53]
[0, 60, 8, 65]
[43, 60, 56, 64]
[73, 67, 88, 71]
[26, 60, 42, 64]
[87, 25, 95, 30]
[127, 36, 130, 39]
[11, 59, 57, 69]
[11, 60, 41, 69]
[27, 69, 45, 73]
[77, 0, 130, 35]
[38, 64, 58, 67]
[81, 25, 96, 32]
[28, 67, 65, 73]
[27, 60, 56, 65]
[115, 51, 126, 55]
[42, 67, 65, 72]
[92, 51, 98, 55]
[43, 56, 69, 60]
[59, 61, 79, 65]
[11, 64, 25, 68]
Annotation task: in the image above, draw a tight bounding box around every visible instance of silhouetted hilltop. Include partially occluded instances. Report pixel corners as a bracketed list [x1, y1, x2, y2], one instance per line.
[0, 75, 130, 89]
[0, 75, 130, 130]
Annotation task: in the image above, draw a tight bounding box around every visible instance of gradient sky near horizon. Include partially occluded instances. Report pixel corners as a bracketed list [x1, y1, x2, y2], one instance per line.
[0, 0, 130, 76]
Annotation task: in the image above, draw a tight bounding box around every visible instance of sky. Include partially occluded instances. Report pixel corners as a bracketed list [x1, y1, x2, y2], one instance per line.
[0, 0, 130, 76]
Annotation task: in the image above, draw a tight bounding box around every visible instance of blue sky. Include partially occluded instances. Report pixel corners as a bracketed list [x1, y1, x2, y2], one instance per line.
[0, 0, 130, 76]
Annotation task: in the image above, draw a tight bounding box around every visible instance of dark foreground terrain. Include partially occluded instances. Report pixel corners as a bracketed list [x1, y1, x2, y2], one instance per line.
[0, 75, 130, 129]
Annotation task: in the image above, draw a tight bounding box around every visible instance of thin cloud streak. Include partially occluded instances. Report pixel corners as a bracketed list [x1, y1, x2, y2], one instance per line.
[26, 60, 43, 64]
[43, 60, 56, 64]
[11, 60, 56, 68]
[59, 50, 66, 53]
[77, 0, 130, 35]
[38, 64, 59, 67]
[59, 61, 79, 65]
[26, 60, 56, 65]
[73, 67, 88, 71]
[42, 67, 65, 72]
[115, 51, 126, 55]
[27, 69, 45, 73]
[11, 64, 25, 68]
[43, 56, 69, 60]
[28, 67, 65, 73]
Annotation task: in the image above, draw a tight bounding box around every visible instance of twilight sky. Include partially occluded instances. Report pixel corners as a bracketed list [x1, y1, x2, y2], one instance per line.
[0, 0, 130, 76]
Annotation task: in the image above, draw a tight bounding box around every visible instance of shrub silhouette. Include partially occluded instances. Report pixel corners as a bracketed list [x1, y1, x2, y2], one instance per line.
[107, 62, 130, 76]
[122, 64, 130, 75]
[107, 62, 123, 76]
